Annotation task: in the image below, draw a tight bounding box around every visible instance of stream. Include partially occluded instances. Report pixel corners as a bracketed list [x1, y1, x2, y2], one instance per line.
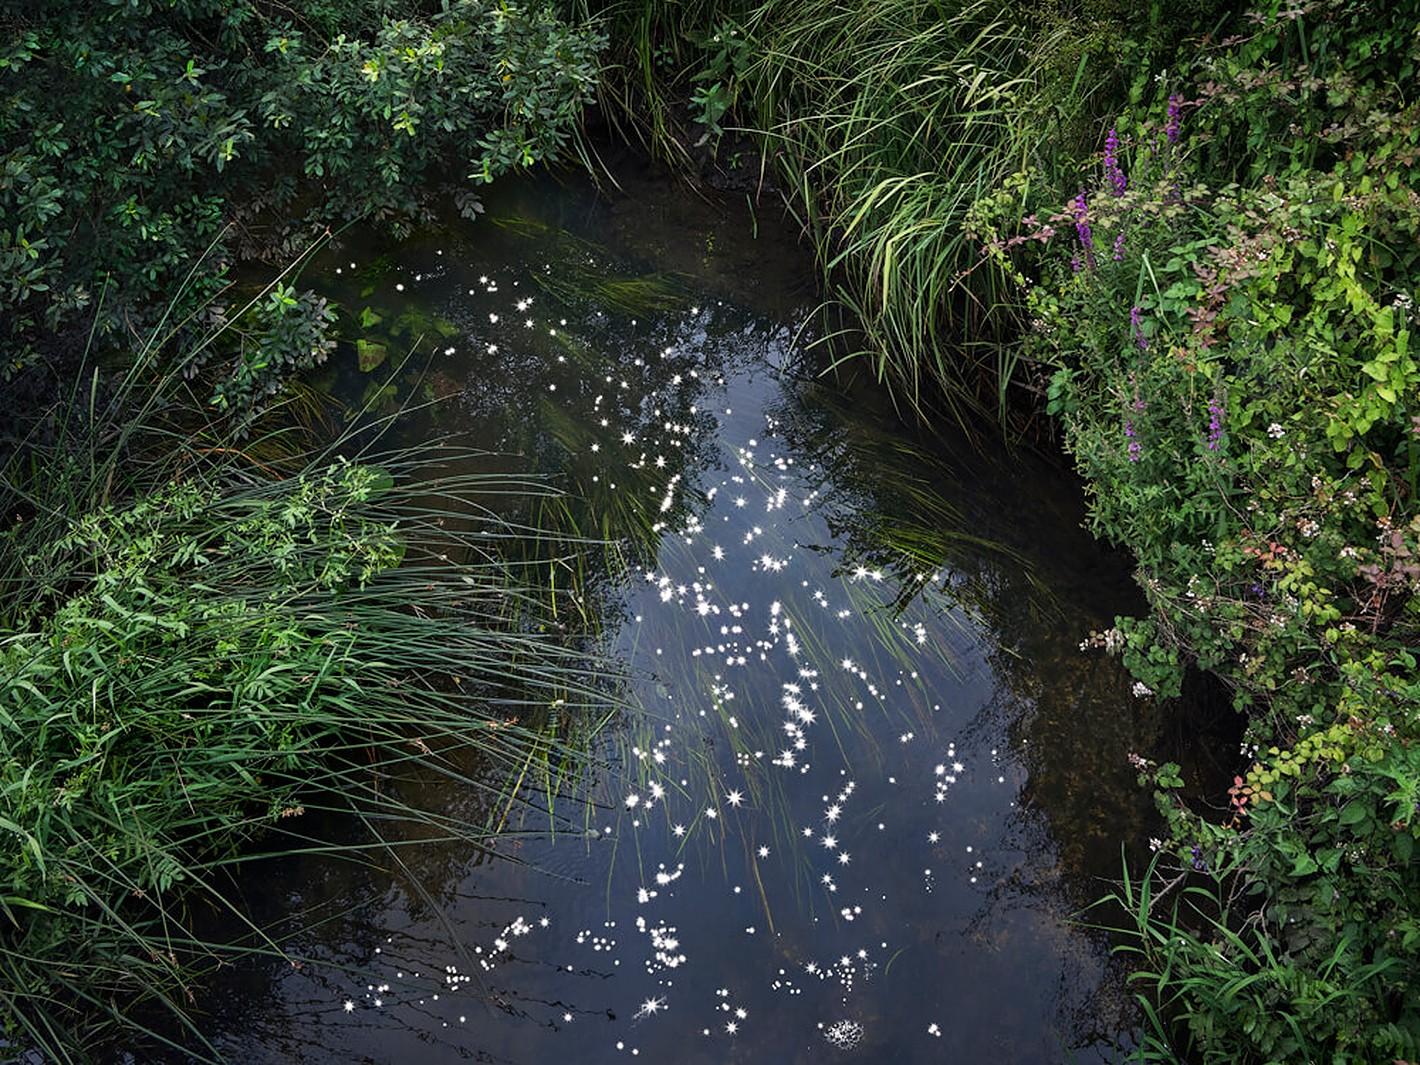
[193, 164, 1208, 1064]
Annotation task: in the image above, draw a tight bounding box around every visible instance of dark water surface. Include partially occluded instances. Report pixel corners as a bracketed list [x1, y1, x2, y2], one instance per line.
[199, 166, 1199, 1064]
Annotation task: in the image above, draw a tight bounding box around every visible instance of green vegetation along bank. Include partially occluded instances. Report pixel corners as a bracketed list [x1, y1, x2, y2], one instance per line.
[589, 0, 1420, 1059]
[1, 368, 603, 1057]
[1, 0, 602, 430]
[1, 1, 608, 1058]
[2, 0, 1418, 1060]
[576, 0, 1224, 426]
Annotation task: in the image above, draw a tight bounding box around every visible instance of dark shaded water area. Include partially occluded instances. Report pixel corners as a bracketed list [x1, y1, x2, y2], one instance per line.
[183, 163, 1226, 1063]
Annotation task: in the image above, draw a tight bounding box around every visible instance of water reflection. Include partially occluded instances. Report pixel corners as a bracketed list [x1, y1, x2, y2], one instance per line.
[192, 166, 1191, 1063]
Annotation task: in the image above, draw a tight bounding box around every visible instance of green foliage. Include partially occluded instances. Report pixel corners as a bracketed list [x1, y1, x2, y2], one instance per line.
[686, 21, 749, 145]
[0, 0, 603, 418]
[985, 2, 1420, 1058]
[0, 337, 606, 1058]
[1102, 842, 1415, 1065]
[209, 283, 339, 425]
[3, 467, 397, 906]
[577, 0, 1231, 427]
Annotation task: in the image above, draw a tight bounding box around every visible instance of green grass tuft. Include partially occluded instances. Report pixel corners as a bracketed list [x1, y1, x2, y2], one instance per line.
[0, 306, 613, 1061]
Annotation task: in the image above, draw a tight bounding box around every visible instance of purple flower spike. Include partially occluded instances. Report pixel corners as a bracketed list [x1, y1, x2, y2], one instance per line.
[1206, 399, 1224, 450]
[1072, 190, 1095, 268]
[1104, 127, 1127, 195]
[1113, 231, 1126, 261]
[1130, 305, 1148, 350]
[1166, 95, 1182, 145]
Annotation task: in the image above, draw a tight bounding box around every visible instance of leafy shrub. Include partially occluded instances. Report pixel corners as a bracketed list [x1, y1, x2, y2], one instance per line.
[207, 282, 338, 428]
[0, 0, 602, 418]
[3, 466, 400, 908]
[982, 1, 1420, 1058]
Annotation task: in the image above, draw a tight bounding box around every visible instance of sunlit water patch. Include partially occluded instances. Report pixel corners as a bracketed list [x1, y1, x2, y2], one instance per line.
[193, 168, 1203, 1064]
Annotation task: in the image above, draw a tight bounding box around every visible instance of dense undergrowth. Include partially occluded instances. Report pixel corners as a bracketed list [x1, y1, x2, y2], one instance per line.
[575, 0, 1225, 426]
[4, 0, 1418, 1059]
[0, 339, 608, 1060]
[0, 3, 610, 1059]
[981, 7, 1420, 1060]
[589, 0, 1420, 1059]
[0, 0, 601, 430]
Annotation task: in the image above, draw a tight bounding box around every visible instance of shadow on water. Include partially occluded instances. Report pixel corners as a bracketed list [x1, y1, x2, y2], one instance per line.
[162, 159, 1227, 1064]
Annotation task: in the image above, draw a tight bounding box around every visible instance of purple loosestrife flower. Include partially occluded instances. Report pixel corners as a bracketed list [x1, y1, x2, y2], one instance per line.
[1072, 190, 1090, 241]
[1072, 190, 1095, 269]
[1113, 231, 1126, 261]
[1166, 95, 1182, 145]
[1125, 419, 1141, 462]
[1104, 127, 1127, 195]
[1206, 399, 1224, 450]
[1130, 305, 1148, 350]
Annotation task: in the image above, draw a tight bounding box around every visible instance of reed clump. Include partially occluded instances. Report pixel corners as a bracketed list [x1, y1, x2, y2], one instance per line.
[578, 0, 1221, 427]
[0, 327, 608, 1060]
